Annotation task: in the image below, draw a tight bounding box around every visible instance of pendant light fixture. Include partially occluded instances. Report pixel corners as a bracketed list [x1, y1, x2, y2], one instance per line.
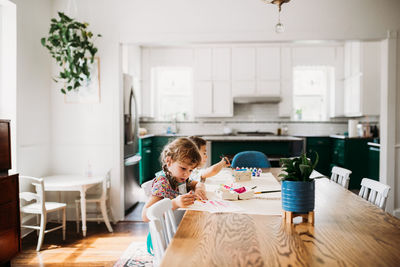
[261, 0, 291, 33]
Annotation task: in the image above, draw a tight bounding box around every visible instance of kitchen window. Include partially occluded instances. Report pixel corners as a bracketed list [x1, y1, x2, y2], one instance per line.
[152, 67, 193, 121]
[292, 66, 334, 121]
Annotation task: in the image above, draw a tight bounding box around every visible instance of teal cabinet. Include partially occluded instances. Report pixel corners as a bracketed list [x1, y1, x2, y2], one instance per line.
[367, 144, 380, 181]
[306, 137, 331, 176]
[330, 137, 373, 189]
[139, 136, 177, 184]
[151, 136, 176, 176]
[139, 137, 153, 184]
[210, 140, 303, 167]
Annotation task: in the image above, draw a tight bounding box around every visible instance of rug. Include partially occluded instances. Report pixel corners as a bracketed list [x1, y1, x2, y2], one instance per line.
[113, 241, 153, 267]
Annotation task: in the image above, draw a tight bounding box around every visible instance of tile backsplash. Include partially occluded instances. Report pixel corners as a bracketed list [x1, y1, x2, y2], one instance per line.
[140, 103, 378, 136]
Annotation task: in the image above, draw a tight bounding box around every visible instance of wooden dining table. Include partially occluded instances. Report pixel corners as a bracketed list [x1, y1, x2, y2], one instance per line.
[161, 168, 400, 266]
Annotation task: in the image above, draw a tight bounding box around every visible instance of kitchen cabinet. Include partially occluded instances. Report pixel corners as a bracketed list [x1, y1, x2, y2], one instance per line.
[139, 136, 177, 184]
[209, 139, 303, 167]
[306, 137, 332, 176]
[194, 47, 233, 117]
[232, 46, 281, 97]
[151, 136, 176, 176]
[344, 41, 380, 117]
[330, 136, 373, 189]
[367, 143, 380, 181]
[139, 137, 153, 184]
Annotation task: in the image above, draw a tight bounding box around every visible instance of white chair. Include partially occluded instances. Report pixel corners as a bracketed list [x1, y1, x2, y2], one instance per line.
[141, 180, 153, 200]
[75, 171, 114, 233]
[19, 175, 66, 251]
[330, 166, 352, 189]
[359, 178, 391, 210]
[147, 198, 177, 266]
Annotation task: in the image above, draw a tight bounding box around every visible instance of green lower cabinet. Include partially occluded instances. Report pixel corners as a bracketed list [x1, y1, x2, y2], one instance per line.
[151, 136, 176, 178]
[330, 137, 373, 190]
[210, 140, 303, 166]
[139, 137, 153, 184]
[367, 145, 380, 181]
[306, 137, 332, 176]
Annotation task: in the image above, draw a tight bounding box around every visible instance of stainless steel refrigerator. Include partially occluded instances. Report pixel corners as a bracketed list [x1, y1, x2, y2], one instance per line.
[123, 73, 141, 214]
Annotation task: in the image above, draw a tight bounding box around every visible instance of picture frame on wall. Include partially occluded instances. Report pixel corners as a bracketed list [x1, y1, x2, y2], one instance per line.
[65, 57, 101, 103]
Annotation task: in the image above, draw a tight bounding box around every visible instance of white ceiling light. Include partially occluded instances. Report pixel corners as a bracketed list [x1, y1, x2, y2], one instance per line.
[261, 0, 291, 33]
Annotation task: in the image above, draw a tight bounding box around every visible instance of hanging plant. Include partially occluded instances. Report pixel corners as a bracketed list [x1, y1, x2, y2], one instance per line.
[41, 12, 101, 94]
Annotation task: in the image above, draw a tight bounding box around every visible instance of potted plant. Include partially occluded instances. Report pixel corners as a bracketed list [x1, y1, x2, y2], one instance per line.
[41, 12, 101, 94]
[279, 153, 319, 213]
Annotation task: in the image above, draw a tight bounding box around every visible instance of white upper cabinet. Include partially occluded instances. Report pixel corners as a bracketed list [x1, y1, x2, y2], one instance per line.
[232, 46, 281, 97]
[193, 47, 232, 117]
[232, 47, 255, 81]
[194, 48, 212, 81]
[344, 41, 380, 117]
[213, 48, 231, 81]
[257, 47, 280, 80]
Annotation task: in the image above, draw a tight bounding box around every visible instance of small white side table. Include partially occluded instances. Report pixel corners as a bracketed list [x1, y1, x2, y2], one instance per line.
[43, 175, 106, 237]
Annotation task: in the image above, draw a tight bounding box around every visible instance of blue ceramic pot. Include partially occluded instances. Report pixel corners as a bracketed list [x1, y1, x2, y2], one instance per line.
[282, 180, 315, 213]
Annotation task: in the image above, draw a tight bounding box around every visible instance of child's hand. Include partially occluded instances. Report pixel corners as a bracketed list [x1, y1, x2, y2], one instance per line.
[175, 191, 195, 207]
[194, 183, 208, 200]
[220, 156, 230, 168]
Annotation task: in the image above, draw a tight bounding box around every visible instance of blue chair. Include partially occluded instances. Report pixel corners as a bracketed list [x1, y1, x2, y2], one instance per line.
[231, 151, 271, 168]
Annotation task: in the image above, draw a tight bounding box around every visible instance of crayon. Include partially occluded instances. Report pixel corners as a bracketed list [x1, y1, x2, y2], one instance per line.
[254, 190, 281, 194]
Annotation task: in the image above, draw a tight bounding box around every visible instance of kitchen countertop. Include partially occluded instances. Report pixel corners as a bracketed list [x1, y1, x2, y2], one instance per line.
[367, 142, 380, 147]
[329, 135, 374, 139]
[202, 135, 303, 141]
[139, 134, 303, 141]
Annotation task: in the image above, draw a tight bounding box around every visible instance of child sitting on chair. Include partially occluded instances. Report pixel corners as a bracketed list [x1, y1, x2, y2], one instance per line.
[141, 137, 206, 222]
[188, 136, 231, 182]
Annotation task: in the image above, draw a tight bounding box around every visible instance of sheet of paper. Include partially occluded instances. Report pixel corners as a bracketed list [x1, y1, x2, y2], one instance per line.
[182, 170, 284, 216]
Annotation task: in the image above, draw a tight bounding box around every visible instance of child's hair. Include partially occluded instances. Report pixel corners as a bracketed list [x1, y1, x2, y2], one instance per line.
[188, 136, 206, 149]
[160, 137, 202, 190]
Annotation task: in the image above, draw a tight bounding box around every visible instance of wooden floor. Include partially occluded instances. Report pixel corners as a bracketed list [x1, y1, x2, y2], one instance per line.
[11, 221, 148, 267]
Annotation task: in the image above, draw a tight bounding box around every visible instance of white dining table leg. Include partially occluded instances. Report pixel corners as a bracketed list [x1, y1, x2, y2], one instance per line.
[80, 188, 87, 237]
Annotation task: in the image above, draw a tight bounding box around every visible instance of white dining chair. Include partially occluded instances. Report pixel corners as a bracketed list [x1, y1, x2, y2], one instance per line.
[330, 166, 352, 189]
[147, 198, 177, 266]
[141, 180, 153, 200]
[19, 175, 66, 251]
[74, 171, 114, 233]
[359, 178, 391, 210]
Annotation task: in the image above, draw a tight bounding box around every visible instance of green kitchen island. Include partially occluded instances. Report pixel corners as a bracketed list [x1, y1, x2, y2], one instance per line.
[203, 135, 304, 166]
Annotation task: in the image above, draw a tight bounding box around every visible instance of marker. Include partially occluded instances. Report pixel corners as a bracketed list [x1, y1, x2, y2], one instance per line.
[220, 154, 230, 164]
[254, 190, 281, 194]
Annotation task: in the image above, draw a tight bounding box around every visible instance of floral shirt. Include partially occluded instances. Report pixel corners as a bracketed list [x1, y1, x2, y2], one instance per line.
[151, 171, 182, 199]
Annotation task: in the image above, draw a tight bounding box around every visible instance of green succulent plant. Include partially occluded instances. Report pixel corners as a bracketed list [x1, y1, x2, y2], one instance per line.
[279, 152, 319, 182]
[41, 12, 101, 94]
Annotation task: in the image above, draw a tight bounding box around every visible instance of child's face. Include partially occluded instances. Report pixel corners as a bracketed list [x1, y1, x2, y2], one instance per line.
[167, 160, 196, 184]
[199, 145, 207, 167]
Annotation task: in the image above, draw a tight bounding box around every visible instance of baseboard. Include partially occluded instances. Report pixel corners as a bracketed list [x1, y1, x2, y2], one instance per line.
[393, 209, 400, 219]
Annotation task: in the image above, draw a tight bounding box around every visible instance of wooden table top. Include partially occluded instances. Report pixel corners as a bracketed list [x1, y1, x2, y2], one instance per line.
[161, 168, 400, 266]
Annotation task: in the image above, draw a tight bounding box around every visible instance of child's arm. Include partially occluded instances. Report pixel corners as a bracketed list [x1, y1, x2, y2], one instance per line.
[200, 157, 230, 180]
[142, 193, 196, 222]
[189, 181, 207, 200]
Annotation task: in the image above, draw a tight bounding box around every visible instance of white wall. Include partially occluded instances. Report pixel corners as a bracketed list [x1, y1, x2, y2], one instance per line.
[12, 0, 52, 177]
[0, 0, 16, 171]
[43, 0, 400, 219]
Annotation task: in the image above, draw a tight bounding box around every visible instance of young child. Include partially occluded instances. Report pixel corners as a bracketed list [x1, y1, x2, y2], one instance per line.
[188, 136, 230, 182]
[141, 137, 206, 222]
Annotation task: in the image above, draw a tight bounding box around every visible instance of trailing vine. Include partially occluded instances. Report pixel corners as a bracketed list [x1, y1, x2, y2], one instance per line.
[41, 12, 101, 94]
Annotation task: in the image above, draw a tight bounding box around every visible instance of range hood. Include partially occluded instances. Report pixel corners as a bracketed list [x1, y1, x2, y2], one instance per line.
[233, 95, 281, 104]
